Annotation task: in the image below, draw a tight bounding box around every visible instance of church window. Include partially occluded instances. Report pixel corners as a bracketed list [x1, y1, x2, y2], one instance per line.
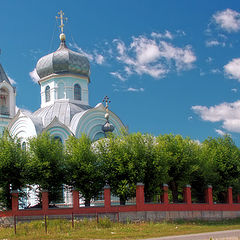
[0, 88, 9, 115]
[22, 142, 26, 150]
[45, 86, 50, 102]
[74, 84, 81, 100]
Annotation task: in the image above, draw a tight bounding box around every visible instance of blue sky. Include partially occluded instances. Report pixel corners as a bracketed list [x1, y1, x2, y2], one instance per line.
[1, 0, 240, 144]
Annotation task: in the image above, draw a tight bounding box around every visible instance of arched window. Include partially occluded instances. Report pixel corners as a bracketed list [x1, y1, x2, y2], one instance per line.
[74, 84, 81, 101]
[45, 86, 50, 102]
[22, 142, 26, 151]
[0, 88, 9, 115]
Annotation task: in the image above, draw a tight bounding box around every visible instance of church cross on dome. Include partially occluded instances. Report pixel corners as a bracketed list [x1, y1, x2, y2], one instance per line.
[56, 10, 68, 34]
[102, 96, 111, 113]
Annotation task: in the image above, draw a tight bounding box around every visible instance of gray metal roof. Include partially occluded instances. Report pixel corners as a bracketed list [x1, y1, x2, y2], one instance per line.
[0, 64, 11, 85]
[32, 100, 92, 128]
[36, 41, 90, 79]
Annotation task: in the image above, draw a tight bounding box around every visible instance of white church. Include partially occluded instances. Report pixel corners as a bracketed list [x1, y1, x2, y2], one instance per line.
[0, 11, 124, 145]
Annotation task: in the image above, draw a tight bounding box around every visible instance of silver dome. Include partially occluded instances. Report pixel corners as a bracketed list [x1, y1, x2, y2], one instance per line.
[36, 41, 90, 79]
[33, 100, 92, 127]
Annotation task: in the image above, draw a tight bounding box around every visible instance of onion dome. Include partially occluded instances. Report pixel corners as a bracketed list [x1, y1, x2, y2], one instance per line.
[102, 112, 114, 133]
[36, 33, 90, 79]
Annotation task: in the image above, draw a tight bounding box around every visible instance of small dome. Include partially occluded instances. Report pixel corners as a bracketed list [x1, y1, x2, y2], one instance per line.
[102, 121, 114, 133]
[36, 38, 90, 79]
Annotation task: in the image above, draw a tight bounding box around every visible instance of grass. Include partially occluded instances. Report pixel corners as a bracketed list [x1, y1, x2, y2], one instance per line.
[1, 217, 240, 239]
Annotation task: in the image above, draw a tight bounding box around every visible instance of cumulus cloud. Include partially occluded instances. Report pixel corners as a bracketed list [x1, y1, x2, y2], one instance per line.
[213, 9, 240, 32]
[205, 40, 225, 47]
[67, 32, 196, 82]
[127, 87, 144, 92]
[232, 88, 237, 93]
[151, 30, 173, 40]
[192, 100, 240, 132]
[224, 58, 240, 81]
[95, 54, 104, 64]
[110, 72, 126, 81]
[70, 42, 105, 65]
[112, 34, 196, 79]
[215, 129, 226, 136]
[29, 68, 40, 83]
[211, 68, 221, 74]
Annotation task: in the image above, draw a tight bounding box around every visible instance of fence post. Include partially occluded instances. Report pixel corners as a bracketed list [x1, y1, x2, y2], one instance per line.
[205, 185, 213, 205]
[104, 185, 111, 209]
[72, 189, 79, 211]
[227, 187, 233, 204]
[183, 185, 192, 205]
[162, 184, 169, 204]
[237, 194, 240, 203]
[136, 183, 144, 210]
[11, 190, 19, 213]
[42, 190, 49, 212]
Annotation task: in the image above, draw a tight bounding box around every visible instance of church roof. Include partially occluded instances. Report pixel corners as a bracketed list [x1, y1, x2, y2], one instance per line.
[0, 63, 12, 85]
[36, 39, 90, 80]
[32, 100, 92, 128]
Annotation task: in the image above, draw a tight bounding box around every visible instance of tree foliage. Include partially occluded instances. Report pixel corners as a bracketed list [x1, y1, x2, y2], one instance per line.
[200, 135, 240, 202]
[65, 134, 105, 206]
[27, 132, 66, 203]
[1, 130, 240, 208]
[0, 131, 27, 209]
[156, 134, 200, 202]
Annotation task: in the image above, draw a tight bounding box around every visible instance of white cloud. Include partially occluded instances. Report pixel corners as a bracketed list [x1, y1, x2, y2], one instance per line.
[211, 68, 221, 74]
[224, 58, 240, 81]
[70, 42, 106, 65]
[192, 100, 240, 132]
[215, 129, 226, 136]
[95, 54, 104, 65]
[205, 40, 225, 47]
[29, 68, 40, 83]
[188, 116, 193, 120]
[213, 9, 240, 32]
[70, 42, 94, 61]
[127, 87, 144, 92]
[110, 72, 126, 81]
[231, 88, 237, 93]
[7, 75, 16, 85]
[113, 34, 196, 79]
[151, 30, 173, 40]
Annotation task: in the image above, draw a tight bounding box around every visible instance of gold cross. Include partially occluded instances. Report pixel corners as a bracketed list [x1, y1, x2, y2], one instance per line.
[102, 96, 111, 113]
[56, 10, 68, 33]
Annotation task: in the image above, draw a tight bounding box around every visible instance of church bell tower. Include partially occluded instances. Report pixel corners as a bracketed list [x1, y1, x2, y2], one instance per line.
[0, 57, 16, 134]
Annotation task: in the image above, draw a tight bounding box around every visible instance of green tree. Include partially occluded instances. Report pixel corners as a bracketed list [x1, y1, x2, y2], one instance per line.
[200, 135, 240, 202]
[126, 133, 168, 202]
[95, 132, 168, 205]
[156, 134, 200, 203]
[0, 131, 27, 209]
[27, 132, 66, 203]
[65, 134, 105, 206]
[95, 133, 138, 205]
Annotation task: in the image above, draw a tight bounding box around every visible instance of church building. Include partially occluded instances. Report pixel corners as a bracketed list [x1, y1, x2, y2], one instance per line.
[0, 11, 124, 144]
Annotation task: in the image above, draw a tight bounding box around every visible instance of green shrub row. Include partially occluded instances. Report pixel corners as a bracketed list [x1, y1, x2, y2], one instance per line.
[0, 131, 240, 209]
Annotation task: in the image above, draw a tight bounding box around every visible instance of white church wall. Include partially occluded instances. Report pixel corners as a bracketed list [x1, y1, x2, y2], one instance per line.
[9, 114, 37, 142]
[40, 75, 89, 108]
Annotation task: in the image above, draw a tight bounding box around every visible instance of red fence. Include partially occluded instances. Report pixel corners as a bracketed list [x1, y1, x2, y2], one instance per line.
[1, 184, 240, 218]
